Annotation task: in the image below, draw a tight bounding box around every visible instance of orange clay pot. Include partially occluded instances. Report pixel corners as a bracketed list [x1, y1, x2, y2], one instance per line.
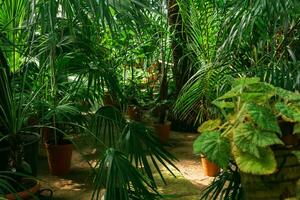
[6, 179, 40, 200]
[154, 121, 171, 143]
[45, 140, 73, 176]
[127, 105, 141, 121]
[201, 157, 220, 177]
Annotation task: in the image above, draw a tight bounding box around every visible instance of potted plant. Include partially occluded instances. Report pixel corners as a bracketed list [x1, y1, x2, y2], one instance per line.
[90, 106, 178, 199]
[194, 77, 300, 199]
[152, 100, 171, 143]
[40, 98, 81, 176]
[0, 65, 40, 198]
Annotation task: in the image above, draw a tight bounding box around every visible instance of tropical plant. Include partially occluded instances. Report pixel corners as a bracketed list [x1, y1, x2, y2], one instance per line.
[173, 0, 230, 124]
[90, 106, 178, 200]
[194, 77, 300, 175]
[200, 163, 243, 200]
[174, 0, 300, 124]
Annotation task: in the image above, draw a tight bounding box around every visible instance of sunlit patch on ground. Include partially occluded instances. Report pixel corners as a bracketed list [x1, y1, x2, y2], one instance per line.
[53, 179, 85, 191]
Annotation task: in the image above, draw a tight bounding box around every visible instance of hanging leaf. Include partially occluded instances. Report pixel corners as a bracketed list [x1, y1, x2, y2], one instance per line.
[193, 131, 231, 168]
[233, 123, 283, 158]
[212, 100, 234, 109]
[232, 77, 260, 87]
[238, 81, 275, 102]
[275, 102, 300, 122]
[233, 146, 277, 175]
[244, 103, 280, 133]
[215, 85, 242, 100]
[197, 119, 222, 133]
[276, 87, 300, 101]
[293, 123, 300, 134]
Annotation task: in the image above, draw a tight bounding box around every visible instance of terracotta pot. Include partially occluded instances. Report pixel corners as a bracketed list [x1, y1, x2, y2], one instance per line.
[201, 157, 220, 177]
[103, 93, 113, 105]
[127, 105, 141, 121]
[281, 134, 298, 147]
[154, 121, 171, 143]
[45, 140, 73, 176]
[6, 179, 40, 200]
[278, 120, 298, 146]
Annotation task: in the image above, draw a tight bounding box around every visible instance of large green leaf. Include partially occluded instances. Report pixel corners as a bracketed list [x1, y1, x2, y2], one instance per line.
[92, 148, 159, 200]
[240, 82, 275, 102]
[293, 123, 300, 134]
[233, 123, 283, 158]
[212, 100, 234, 109]
[244, 103, 280, 133]
[276, 87, 300, 101]
[216, 85, 242, 101]
[197, 119, 221, 133]
[275, 102, 300, 122]
[232, 77, 261, 87]
[193, 131, 230, 168]
[233, 146, 277, 175]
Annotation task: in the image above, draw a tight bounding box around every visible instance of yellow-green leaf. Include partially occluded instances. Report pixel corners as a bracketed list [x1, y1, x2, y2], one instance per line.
[275, 102, 300, 122]
[197, 119, 221, 133]
[293, 123, 300, 134]
[233, 146, 277, 175]
[276, 87, 300, 101]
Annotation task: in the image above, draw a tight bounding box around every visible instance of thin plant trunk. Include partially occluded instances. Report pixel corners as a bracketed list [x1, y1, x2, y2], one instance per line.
[167, 0, 192, 96]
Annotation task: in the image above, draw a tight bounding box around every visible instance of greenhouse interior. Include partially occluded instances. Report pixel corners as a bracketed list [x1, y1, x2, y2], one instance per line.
[0, 0, 300, 199]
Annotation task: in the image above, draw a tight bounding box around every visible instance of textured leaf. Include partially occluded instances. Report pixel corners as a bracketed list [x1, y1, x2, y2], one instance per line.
[245, 82, 275, 94]
[193, 131, 230, 168]
[276, 87, 300, 101]
[216, 85, 242, 100]
[275, 102, 300, 122]
[244, 103, 280, 133]
[240, 92, 271, 103]
[241, 80, 274, 101]
[233, 123, 283, 158]
[233, 146, 277, 175]
[212, 100, 234, 109]
[232, 77, 260, 87]
[197, 119, 221, 133]
[293, 123, 300, 134]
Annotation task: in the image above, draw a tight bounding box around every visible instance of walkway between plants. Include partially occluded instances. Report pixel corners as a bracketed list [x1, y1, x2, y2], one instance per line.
[38, 131, 213, 199]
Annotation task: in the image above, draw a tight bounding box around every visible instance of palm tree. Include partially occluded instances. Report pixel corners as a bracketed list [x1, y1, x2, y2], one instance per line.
[174, 0, 300, 124]
[1, 1, 178, 199]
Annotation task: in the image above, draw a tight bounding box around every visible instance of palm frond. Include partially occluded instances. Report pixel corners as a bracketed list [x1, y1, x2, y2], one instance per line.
[119, 122, 178, 187]
[92, 148, 159, 200]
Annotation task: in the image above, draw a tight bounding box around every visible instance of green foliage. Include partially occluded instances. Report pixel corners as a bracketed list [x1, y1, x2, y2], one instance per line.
[92, 149, 159, 200]
[233, 146, 277, 175]
[194, 77, 300, 175]
[175, 0, 300, 125]
[197, 119, 221, 133]
[193, 131, 230, 168]
[275, 102, 300, 122]
[0, 1, 176, 200]
[200, 165, 243, 200]
[243, 103, 280, 133]
[91, 106, 178, 199]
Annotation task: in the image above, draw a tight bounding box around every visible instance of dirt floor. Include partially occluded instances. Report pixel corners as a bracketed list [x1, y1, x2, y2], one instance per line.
[37, 131, 213, 199]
